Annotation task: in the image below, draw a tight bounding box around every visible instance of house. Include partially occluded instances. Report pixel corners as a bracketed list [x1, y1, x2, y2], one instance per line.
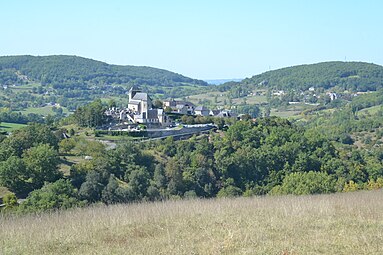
[163, 99, 177, 108]
[327, 92, 338, 101]
[194, 106, 210, 116]
[163, 99, 195, 115]
[216, 110, 236, 118]
[175, 104, 189, 115]
[209, 110, 220, 116]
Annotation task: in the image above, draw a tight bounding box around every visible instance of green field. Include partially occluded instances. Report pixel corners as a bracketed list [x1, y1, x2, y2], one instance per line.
[10, 83, 42, 91]
[21, 105, 71, 116]
[0, 122, 27, 131]
[1, 190, 382, 254]
[270, 110, 302, 118]
[183, 90, 268, 107]
[358, 105, 382, 115]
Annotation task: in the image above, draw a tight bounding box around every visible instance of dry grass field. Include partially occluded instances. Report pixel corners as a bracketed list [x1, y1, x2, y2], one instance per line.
[1, 190, 383, 254]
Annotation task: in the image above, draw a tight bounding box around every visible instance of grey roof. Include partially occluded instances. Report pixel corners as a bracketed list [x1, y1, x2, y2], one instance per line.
[176, 101, 195, 107]
[195, 105, 209, 111]
[176, 104, 186, 109]
[132, 92, 149, 101]
[148, 109, 158, 119]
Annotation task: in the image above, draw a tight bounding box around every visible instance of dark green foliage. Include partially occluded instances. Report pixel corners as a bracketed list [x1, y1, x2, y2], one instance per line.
[0, 55, 207, 86]
[0, 156, 29, 194]
[0, 125, 62, 196]
[101, 175, 124, 204]
[23, 144, 62, 190]
[18, 179, 83, 213]
[217, 185, 243, 198]
[73, 99, 107, 128]
[235, 105, 261, 118]
[236, 61, 383, 92]
[0, 123, 59, 157]
[79, 171, 105, 202]
[3, 98, 383, 213]
[0, 111, 44, 124]
[126, 167, 150, 200]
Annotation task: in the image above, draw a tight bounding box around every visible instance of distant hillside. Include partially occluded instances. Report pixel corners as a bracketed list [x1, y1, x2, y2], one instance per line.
[205, 78, 243, 85]
[224, 61, 383, 92]
[0, 55, 208, 88]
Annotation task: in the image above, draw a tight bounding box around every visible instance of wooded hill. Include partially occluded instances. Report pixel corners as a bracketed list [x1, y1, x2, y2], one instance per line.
[220, 61, 383, 92]
[0, 55, 208, 88]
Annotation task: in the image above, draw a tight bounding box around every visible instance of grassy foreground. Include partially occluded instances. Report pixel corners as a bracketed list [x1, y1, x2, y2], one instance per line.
[1, 191, 383, 255]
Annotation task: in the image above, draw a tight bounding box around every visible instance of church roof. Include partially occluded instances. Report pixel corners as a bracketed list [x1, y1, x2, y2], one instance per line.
[132, 92, 150, 101]
[129, 86, 141, 92]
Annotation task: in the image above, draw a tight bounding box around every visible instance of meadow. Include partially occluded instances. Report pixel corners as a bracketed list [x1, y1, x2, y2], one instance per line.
[0, 122, 27, 131]
[1, 190, 382, 254]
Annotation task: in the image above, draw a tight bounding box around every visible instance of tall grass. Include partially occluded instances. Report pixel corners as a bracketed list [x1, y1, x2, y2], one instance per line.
[1, 190, 383, 254]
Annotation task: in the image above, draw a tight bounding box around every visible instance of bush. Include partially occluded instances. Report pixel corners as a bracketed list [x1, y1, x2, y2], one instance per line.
[270, 171, 336, 195]
[3, 193, 18, 209]
[217, 185, 242, 198]
[19, 179, 83, 213]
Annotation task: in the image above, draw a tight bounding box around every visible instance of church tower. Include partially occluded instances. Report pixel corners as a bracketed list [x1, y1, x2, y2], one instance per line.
[128, 86, 141, 102]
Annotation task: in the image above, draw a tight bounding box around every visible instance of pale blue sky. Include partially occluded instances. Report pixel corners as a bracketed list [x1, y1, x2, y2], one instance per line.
[1, 0, 382, 79]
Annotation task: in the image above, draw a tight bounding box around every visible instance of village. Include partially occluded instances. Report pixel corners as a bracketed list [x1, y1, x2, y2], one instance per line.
[104, 86, 237, 133]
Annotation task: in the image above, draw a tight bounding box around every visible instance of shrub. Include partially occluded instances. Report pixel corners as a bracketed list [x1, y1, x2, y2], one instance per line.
[217, 185, 242, 198]
[270, 171, 336, 195]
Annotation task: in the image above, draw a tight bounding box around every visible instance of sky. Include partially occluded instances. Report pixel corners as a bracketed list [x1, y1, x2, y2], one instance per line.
[1, 0, 383, 79]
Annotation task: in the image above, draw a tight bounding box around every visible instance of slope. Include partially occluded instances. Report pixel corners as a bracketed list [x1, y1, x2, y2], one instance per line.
[223, 61, 383, 92]
[0, 55, 207, 88]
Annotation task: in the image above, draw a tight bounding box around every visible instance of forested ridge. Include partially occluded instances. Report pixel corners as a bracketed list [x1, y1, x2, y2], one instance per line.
[1, 107, 382, 212]
[0, 55, 207, 87]
[218, 61, 383, 92]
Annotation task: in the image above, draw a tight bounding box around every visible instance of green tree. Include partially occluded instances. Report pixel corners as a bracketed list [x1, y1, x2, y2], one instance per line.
[127, 167, 150, 200]
[79, 170, 105, 202]
[59, 138, 76, 154]
[73, 99, 106, 127]
[0, 156, 30, 194]
[1, 123, 59, 157]
[23, 144, 62, 190]
[217, 185, 242, 198]
[270, 171, 336, 195]
[153, 99, 163, 108]
[19, 179, 83, 213]
[101, 175, 123, 204]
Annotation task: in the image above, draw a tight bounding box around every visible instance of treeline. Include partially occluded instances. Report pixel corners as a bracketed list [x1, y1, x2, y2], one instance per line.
[1, 116, 383, 213]
[0, 55, 210, 111]
[71, 99, 107, 128]
[217, 62, 383, 97]
[0, 111, 44, 124]
[0, 55, 208, 87]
